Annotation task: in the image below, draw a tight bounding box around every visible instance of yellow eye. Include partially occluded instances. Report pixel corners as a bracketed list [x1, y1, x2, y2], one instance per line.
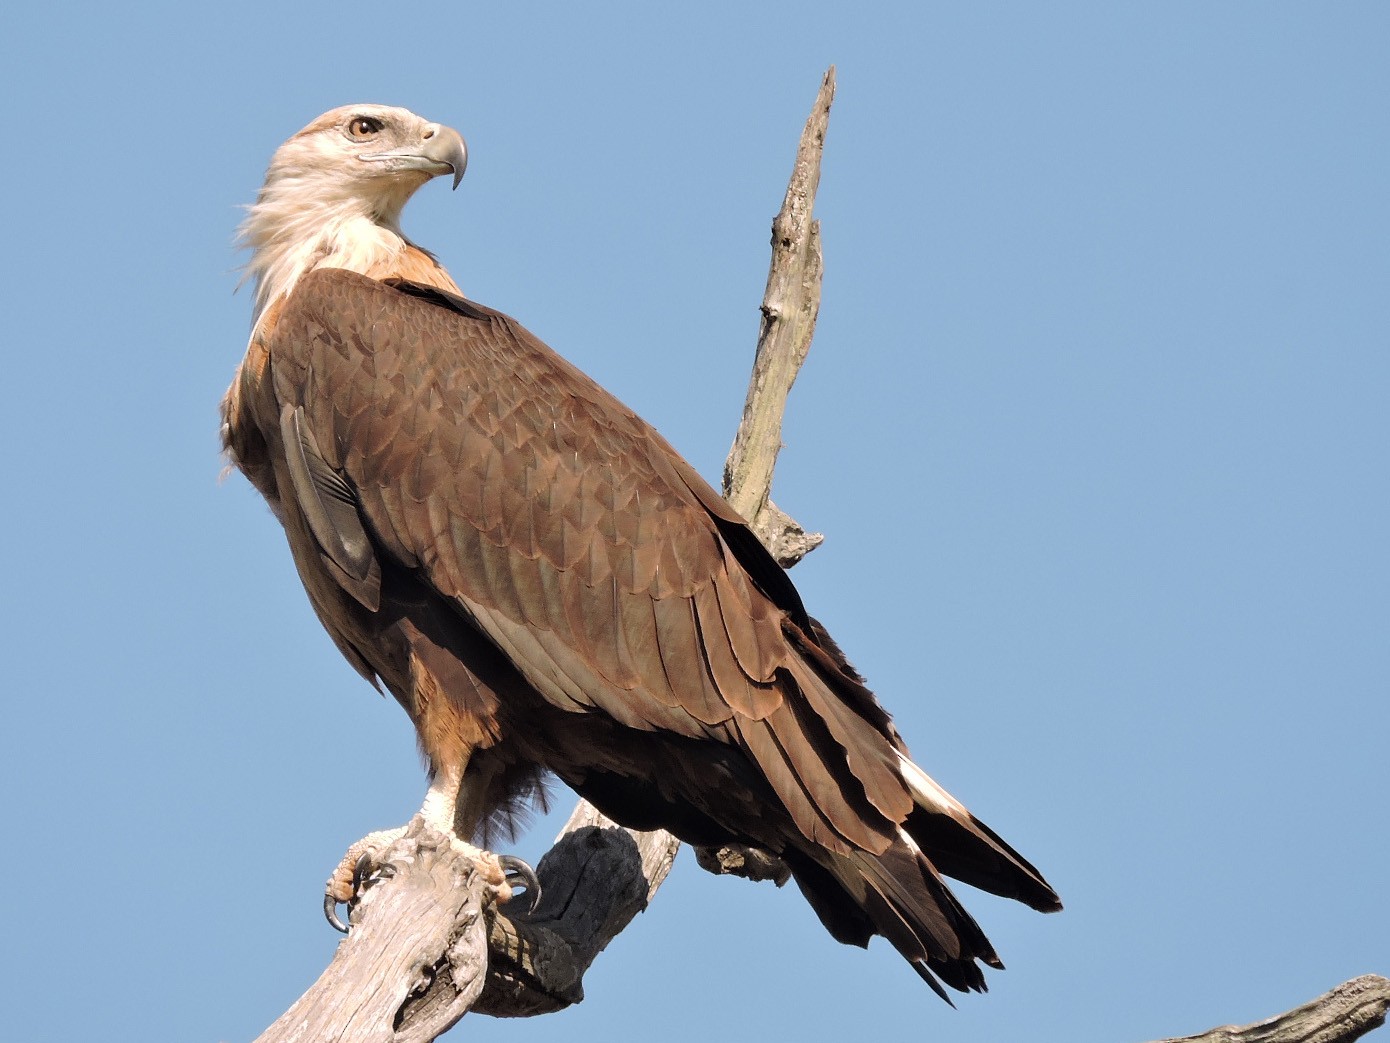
[346, 116, 383, 141]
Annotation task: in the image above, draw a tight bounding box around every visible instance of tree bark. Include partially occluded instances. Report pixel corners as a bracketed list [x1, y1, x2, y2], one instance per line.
[722, 66, 832, 567]
[1154, 976, 1389, 1043]
[249, 67, 1386, 1043]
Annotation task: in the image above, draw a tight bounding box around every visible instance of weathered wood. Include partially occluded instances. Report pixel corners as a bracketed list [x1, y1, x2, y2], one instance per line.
[1149, 976, 1390, 1043]
[693, 842, 793, 886]
[253, 819, 488, 1043]
[722, 65, 835, 566]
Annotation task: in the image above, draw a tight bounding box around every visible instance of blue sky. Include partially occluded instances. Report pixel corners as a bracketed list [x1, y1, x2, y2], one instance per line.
[2, 3, 1385, 1041]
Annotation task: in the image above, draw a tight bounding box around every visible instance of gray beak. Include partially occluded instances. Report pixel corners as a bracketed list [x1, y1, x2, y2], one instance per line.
[421, 124, 468, 190]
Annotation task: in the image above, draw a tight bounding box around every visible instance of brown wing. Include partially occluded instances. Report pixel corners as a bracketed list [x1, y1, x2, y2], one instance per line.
[257, 267, 1059, 996]
[266, 268, 910, 856]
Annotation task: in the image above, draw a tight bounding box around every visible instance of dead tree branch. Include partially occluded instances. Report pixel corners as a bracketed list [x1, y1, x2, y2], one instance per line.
[254, 821, 489, 1043]
[722, 67, 833, 566]
[250, 66, 1385, 1043]
[1149, 976, 1390, 1043]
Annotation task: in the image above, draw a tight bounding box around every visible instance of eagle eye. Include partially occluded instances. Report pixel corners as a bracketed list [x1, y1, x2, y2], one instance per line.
[346, 116, 384, 141]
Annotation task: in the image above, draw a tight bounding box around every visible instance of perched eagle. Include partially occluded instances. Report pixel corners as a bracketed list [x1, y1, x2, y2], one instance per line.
[223, 104, 1060, 1000]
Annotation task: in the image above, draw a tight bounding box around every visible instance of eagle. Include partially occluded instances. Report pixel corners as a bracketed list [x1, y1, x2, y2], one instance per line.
[222, 103, 1060, 1001]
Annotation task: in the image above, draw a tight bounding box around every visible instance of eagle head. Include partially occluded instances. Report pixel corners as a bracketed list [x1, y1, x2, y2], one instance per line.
[267, 104, 467, 199]
[240, 105, 467, 323]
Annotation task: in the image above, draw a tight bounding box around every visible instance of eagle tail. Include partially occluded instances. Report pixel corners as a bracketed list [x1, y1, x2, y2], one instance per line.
[771, 616, 1059, 994]
[896, 753, 1063, 914]
[786, 616, 1061, 917]
[787, 832, 1001, 999]
[788, 617, 1060, 912]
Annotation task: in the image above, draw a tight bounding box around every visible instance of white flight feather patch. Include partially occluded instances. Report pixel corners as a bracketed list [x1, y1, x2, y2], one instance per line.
[898, 825, 924, 858]
[897, 752, 971, 820]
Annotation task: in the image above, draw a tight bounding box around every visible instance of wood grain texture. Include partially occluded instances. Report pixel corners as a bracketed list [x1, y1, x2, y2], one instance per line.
[473, 802, 683, 1017]
[722, 66, 834, 566]
[1152, 976, 1390, 1043]
[253, 820, 489, 1043]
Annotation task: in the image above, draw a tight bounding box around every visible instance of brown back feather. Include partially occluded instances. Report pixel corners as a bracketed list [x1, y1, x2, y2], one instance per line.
[241, 267, 1057, 998]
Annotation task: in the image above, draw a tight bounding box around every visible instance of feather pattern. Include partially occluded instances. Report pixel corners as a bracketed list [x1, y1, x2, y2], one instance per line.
[227, 258, 1060, 998]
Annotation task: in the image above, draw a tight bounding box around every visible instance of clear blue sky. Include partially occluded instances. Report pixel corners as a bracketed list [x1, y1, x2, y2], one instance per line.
[2, 3, 1385, 1041]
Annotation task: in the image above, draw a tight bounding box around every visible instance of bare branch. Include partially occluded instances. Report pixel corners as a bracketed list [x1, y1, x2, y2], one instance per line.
[472, 803, 681, 1017]
[1146, 976, 1390, 1043]
[693, 843, 793, 886]
[723, 65, 835, 565]
[254, 820, 488, 1043]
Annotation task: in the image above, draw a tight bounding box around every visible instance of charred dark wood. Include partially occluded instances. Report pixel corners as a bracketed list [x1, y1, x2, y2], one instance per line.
[472, 802, 680, 1018]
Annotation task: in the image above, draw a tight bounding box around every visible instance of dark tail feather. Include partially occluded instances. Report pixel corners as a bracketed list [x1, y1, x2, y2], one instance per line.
[904, 805, 1062, 913]
[787, 838, 1003, 1002]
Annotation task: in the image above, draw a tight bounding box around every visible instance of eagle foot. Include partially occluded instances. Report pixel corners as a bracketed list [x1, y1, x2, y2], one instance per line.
[445, 841, 524, 910]
[323, 825, 408, 932]
[499, 853, 542, 914]
[322, 827, 539, 932]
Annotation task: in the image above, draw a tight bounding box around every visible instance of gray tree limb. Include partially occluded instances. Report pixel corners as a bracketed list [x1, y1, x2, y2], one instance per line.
[248, 66, 1386, 1043]
[253, 820, 490, 1043]
[1153, 976, 1389, 1043]
[722, 66, 833, 566]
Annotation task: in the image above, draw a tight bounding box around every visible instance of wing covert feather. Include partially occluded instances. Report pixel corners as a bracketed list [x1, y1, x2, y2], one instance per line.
[268, 269, 915, 853]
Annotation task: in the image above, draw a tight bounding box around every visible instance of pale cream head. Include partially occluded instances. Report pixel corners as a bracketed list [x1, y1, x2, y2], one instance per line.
[239, 104, 467, 325]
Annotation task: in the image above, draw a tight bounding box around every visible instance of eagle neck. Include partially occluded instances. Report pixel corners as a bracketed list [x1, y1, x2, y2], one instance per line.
[241, 187, 416, 335]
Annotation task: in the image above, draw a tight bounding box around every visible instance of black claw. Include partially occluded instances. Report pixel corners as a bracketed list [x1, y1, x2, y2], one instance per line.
[326, 855, 399, 933]
[351, 853, 397, 894]
[499, 854, 542, 913]
[351, 852, 374, 893]
[324, 893, 350, 933]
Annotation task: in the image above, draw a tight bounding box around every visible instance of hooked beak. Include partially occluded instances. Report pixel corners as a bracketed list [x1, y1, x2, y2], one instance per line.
[420, 124, 468, 190]
[361, 123, 468, 190]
